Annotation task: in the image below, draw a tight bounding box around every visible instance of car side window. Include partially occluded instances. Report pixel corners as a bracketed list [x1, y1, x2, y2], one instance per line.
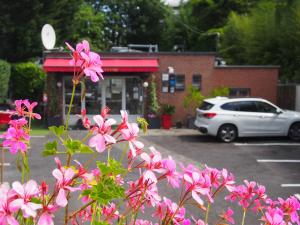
[221, 102, 239, 111]
[237, 101, 258, 112]
[255, 102, 277, 113]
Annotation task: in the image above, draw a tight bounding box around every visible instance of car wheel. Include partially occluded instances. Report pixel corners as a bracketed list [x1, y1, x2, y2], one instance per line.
[217, 124, 237, 143]
[288, 123, 300, 141]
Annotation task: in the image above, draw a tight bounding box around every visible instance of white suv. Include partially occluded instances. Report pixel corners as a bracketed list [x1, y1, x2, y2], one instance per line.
[194, 97, 300, 142]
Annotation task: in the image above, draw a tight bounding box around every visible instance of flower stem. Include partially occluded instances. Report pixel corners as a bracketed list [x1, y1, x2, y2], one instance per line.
[205, 202, 211, 224]
[65, 83, 76, 131]
[241, 209, 247, 225]
[69, 200, 96, 219]
[0, 146, 4, 184]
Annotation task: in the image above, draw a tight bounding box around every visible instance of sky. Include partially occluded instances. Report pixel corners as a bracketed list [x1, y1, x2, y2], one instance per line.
[163, 0, 188, 7]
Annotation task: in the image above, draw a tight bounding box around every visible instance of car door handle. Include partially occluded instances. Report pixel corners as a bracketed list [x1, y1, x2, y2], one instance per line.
[260, 116, 266, 118]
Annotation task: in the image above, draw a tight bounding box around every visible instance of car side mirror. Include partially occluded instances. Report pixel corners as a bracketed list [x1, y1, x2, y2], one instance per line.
[276, 109, 283, 114]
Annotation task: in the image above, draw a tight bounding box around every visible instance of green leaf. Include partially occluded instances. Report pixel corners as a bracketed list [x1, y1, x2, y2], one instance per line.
[97, 159, 126, 176]
[83, 177, 125, 205]
[42, 140, 58, 157]
[80, 145, 94, 154]
[64, 139, 94, 154]
[48, 126, 65, 137]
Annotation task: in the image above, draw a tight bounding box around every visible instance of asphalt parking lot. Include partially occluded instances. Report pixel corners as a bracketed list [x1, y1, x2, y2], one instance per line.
[1, 129, 299, 224]
[142, 130, 300, 199]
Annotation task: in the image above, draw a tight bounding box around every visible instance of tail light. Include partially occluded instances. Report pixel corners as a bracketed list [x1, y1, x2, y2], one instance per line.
[203, 113, 217, 119]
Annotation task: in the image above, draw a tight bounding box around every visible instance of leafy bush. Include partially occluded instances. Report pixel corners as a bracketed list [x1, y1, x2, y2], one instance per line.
[148, 75, 160, 116]
[183, 86, 205, 116]
[10, 62, 46, 102]
[0, 60, 11, 102]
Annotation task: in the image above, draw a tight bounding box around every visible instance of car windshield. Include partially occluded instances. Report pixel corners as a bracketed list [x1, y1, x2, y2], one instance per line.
[199, 101, 214, 110]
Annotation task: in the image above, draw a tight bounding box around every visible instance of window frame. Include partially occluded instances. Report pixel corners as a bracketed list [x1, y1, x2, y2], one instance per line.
[175, 74, 185, 91]
[192, 74, 202, 90]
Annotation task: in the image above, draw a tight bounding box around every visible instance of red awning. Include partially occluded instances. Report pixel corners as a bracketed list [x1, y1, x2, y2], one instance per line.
[43, 58, 159, 73]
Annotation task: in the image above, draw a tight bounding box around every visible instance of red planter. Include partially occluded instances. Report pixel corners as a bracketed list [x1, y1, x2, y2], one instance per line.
[161, 114, 172, 129]
[0, 112, 11, 125]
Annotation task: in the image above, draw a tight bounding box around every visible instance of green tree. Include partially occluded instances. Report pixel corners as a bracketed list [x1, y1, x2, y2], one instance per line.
[0, 60, 11, 102]
[0, 0, 83, 62]
[72, 3, 105, 51]
[220, 0, 300, 82]
[178, 0, 259, 51]
[86, 0, 172, 50]
[10, 62, 46, 102]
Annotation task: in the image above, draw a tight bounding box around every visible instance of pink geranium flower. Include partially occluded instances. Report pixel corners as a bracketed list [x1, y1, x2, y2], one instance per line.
[1, 125, 29, 154]
[38, 204, 57, 225]
[88, 115, 116, 153]
[52, 158, 78, 207]
[161, 156, 180, 188]
[13, 99, 41, 119]
[102, 203, 119, 223]
[0, 183, 19, 225]
[262, 207, 285, 225]
[220, 207, 235, 224]
[10, 180, 42, 218]
[22, 100, 41, 119]
[277, 196, 300, 224]
[153, 197, 187, 224]
[65, 40, 90, 66]
[183, 170, 213, 206]
[140, 147, 165, 183]
[121, 122, 144, 157]
[81, 51, 104, 82]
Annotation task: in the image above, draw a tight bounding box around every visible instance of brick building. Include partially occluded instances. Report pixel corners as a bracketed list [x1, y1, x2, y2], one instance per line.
[43, 51, 279, 126]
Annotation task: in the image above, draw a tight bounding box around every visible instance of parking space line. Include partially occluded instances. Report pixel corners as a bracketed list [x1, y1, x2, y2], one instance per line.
[281, 184, 300, 187]
[295, 194, 300, 200]
[257, 159, 300, 163]
[235, 143, 300, 146]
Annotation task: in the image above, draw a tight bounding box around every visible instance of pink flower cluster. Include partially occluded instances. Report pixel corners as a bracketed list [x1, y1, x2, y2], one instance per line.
[65, 40, 103, 83]
[0, 99, 40, 154]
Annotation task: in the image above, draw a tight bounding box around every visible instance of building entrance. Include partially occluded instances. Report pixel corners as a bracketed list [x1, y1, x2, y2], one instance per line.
[63, 76, 144, 125]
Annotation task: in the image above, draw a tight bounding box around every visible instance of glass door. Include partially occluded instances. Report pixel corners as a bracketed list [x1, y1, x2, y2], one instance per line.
[125, 78, 143, 115]
[105, 78, 124, 114]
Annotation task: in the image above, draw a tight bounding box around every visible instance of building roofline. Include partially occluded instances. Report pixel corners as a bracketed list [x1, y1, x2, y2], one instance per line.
[215, 65, 280, 69]
[43, 50, 216, 57]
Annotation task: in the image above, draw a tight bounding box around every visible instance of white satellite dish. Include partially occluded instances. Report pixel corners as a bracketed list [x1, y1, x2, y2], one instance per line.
[41, 24, 56, 50]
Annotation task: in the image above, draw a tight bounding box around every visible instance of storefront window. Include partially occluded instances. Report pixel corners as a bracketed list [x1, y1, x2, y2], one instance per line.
[64, 76, 82, 115]
[85, 79, 102, 114]
[126, 78, 143, 115]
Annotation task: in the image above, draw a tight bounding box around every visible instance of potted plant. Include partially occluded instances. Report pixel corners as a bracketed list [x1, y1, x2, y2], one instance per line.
[147, 76, 161, 129]
[161, 104, 176, 129]
[183, 86, 205, 128]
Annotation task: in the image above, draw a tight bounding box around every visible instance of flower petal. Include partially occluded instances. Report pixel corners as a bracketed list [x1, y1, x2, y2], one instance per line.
[12, 182, 24, 197]
[56, 189, 68, 207]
